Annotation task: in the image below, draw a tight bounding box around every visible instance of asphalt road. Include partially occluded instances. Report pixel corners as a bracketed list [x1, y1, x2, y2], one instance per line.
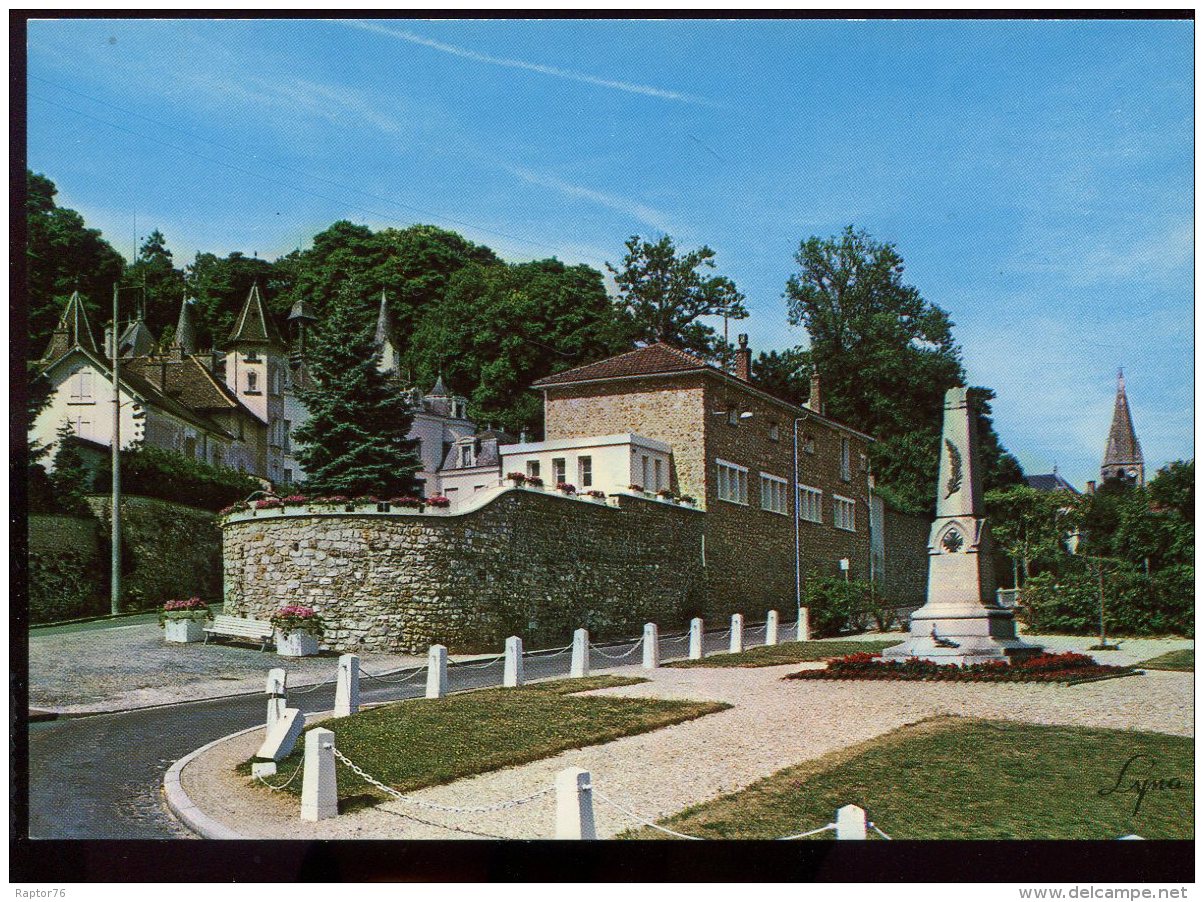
[26, 624, 768, 839]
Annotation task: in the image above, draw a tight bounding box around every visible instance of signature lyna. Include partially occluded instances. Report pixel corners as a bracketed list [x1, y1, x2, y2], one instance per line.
[1098, 753, 1184, 816]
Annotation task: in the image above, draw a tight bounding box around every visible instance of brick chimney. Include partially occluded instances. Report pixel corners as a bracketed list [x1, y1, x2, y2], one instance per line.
[734, 334, 751, 382]
[808, 372, 823, 415]
[1086, 480, 1096, 495]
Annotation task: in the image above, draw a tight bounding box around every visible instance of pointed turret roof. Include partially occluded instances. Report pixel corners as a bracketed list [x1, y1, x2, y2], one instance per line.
[174, 296, 198, 354]
[1102, 369, 1144, 469]
[42, 291, 98, 360]
[428, 372, 450, 398]
[226, 283, 284, 348]
[373, 290, 398, 348]
[118, 315, 156, 358]
[288, 297, 316, 322]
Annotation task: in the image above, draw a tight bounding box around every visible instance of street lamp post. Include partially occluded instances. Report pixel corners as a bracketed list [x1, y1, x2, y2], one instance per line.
[792, 414, 809, 614]
[111, 285, 122, 616]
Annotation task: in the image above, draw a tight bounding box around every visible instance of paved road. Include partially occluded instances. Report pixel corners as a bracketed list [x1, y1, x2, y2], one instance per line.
[27, 624, 768, 839]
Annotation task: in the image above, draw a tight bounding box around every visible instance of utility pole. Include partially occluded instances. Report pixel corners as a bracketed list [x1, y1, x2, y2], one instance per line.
[111, 284, 122, 616]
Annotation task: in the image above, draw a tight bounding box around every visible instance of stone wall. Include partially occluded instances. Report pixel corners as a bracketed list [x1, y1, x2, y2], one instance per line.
[27, 495, 222, 622]
[222, 488, 706, 653]
[28, 514, 104, 621]
[881, 506, 931, 605]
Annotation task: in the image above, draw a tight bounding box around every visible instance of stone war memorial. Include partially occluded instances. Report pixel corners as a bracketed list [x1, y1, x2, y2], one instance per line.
[883, 387, 1042, 665]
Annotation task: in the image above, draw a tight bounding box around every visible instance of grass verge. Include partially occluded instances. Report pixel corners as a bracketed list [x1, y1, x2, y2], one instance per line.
[664, 640, 895, 669]
[1135, 649, 1193, 672]
[243, 675, 726, 810]
[620, 717, 1193, 840]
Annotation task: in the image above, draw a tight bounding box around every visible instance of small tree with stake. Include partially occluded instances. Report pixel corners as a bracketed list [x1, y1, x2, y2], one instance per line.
[293, 284, 423, 498]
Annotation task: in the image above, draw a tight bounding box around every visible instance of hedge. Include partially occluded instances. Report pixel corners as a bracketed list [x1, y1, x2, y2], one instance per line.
[97, 445, 261, 512]
[1019, 567, 1193, 638]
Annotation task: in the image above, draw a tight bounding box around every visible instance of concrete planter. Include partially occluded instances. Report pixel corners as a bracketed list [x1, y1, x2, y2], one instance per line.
[164, 618, 206, 643]
[276, 629, 320, 657]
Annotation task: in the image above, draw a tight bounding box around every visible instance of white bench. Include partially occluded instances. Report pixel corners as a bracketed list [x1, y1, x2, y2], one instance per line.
[204, 614, 275, 651]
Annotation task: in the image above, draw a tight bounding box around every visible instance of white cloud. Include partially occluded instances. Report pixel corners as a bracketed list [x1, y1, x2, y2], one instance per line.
[341, 20, 726, 108]
[500, 164, 674, 234]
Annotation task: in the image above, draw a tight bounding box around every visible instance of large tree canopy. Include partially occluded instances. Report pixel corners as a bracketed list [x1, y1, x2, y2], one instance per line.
[606, 234, 746, 360]
[292, 285, 423, 498]
[409, 258, 633, 435]
[785, 226, 1021, 512]
[187, 251, 286, 350]
[26, 171, 126, 354]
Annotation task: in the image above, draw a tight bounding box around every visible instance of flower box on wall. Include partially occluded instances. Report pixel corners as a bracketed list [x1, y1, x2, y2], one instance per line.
[275, 629, 320, 657]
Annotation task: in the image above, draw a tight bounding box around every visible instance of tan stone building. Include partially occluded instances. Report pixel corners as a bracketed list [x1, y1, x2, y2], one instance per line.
[532, 340, 875, 616]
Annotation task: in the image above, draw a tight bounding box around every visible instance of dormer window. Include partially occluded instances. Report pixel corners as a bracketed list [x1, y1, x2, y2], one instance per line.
[459, 445, 474, 468]
[245, 351, 260, 363]
[246, 371, 258, 393]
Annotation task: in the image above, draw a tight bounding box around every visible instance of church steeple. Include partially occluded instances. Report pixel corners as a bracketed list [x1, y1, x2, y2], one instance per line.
[226, 283, 284, 350]
[1101, 369, 1144, 486]
[42, 290, 98, 360]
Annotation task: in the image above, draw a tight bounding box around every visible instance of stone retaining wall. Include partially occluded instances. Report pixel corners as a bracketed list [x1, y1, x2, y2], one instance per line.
[221, 488, 706, 653]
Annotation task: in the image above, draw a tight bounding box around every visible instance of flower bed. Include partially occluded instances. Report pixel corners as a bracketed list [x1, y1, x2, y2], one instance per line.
[786, 651, 1137, 684]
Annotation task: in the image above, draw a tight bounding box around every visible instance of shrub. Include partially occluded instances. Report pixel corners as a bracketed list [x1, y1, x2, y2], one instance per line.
[802, 576, 873, 637]
[99, 445, 261, 512]
[1020, 567, 1193, 638]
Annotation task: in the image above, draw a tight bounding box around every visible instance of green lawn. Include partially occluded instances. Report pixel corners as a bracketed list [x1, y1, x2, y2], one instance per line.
[621, 717, 1193, 840]
[665, 640, 895, 669]
[247, 675, 728, 809]
[1136, 649, 1194, 672]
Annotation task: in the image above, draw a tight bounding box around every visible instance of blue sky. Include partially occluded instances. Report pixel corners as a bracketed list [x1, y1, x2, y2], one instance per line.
[26, 17, 1193, 489]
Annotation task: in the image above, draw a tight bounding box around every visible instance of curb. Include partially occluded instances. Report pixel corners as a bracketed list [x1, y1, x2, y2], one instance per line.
[163, 723, 265, 839]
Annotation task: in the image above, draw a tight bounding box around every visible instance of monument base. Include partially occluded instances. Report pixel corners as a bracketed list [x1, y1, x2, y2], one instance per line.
[882, 605, 1043, 666]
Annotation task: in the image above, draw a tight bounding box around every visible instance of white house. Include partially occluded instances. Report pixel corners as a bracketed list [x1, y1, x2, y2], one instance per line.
[499, 433, 673, 495]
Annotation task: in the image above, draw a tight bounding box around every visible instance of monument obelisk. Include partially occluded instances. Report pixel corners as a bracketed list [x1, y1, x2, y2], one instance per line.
[883, 387, 1041, 664]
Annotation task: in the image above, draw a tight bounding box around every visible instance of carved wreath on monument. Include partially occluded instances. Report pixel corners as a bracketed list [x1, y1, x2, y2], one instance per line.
[941, 529, 964, 553]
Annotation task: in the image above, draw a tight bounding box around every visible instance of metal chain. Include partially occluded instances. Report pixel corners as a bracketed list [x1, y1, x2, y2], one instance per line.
[590, 789, 704, 840]
[447, 654, 505, 669]
[254, 760, 305, 791]
[359, 666, 427, 684]
[869, 821, 892, 840]
[525, 643, 575, 659]
[290, 676, 338, 695]
[333, 748, 553, 813]
[778, 823, 837, 840]
[589, 639, 643, 660]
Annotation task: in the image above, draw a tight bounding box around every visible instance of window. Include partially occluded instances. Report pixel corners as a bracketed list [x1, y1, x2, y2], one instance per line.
[834, 494, 856, 531]
[245, 351, 260, 363]
[840, 436, 851, 481]
[184, 436, 197, 457]
[760, 473, 788, 515]
[716, 459, 749, 505]
[653, 459, 662, 491]
[283, 420, 291, 453]
[69, 371, 93, 402]
[797, 485, 823, 523]
[552, 458, 566, 485]
[526, 460, 540, 479]
[459, 445, 474, 467]
[641, 455, 650, 488]
[727, 406, 738, 426]
[768, 422, 780, 442]
[246, 371, 258, 393]
[803, 435, 816, 455]
[579, 456, 593, 487]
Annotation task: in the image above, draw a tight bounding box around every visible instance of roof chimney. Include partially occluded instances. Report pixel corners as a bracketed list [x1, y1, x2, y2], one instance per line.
[734, 334, 751, 382]
[1086, 480, 1097, 495]
[808, 373, 823, 415]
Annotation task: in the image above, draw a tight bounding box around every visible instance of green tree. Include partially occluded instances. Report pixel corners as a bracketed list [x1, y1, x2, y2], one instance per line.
[186, 251, 284, 349]
[409, 258, 632, 434]
[1149, 459, 1194, 525]
[293, 285, 423, 497]
[26, 171, 126, 354]
[751, 348, 811, 405]
[49, 421, 93, 516]
[606, 234, 746, 360]
[125, 229, 187, 338]
[785, 226, 1021, 512]
[985, 484, 1083, 586]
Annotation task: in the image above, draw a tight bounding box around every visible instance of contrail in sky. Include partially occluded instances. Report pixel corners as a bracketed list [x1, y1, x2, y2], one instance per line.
[343, 20, 725, 108]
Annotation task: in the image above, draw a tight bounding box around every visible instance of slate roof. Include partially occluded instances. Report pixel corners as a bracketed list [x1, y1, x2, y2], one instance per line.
[1102, 370, 1144, 468]
[124, 354, 250, 415]
[440, 430, 518, 471]
[1024, 473, 1079, 494]
[42, 291, 99, 360]
[227, 284, 285, 347]
[174, 298, 198, 354]
[374, 291, 399, 349]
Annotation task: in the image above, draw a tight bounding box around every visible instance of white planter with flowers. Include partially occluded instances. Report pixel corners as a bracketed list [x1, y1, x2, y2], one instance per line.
[165, 618, 206, 643]
[271, 605, 326, 657]
[275, 629, 320, 657]
[161, 597, 211, 644]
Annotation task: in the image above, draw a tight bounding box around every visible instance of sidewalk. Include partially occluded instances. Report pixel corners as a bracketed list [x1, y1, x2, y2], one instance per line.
[174, 632, 1193, 840]
[28, 618, 427, 715]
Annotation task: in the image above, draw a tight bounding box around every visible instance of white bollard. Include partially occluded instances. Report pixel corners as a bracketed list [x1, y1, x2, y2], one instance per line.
[688, 617, 704, 660]
[257, 707, 306, 761]
[766, 610, 779, 646]
[504, 636, 525, 687]
[729, 614, 744, 654]
[300, 727, 338, 822]
[571, 628, 590, 678]
[425, 644, 448, 699]
[642, 622, 659, 669]
[797, 607, 811, 642]
[266, 667, 287, 730]
[334, 654, 360, 717]
[835, 804, 867, 840]
[554, 767, 596, 839]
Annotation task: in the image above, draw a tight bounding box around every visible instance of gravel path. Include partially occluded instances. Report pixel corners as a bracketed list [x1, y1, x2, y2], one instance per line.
[179, 633, 1193, 840]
